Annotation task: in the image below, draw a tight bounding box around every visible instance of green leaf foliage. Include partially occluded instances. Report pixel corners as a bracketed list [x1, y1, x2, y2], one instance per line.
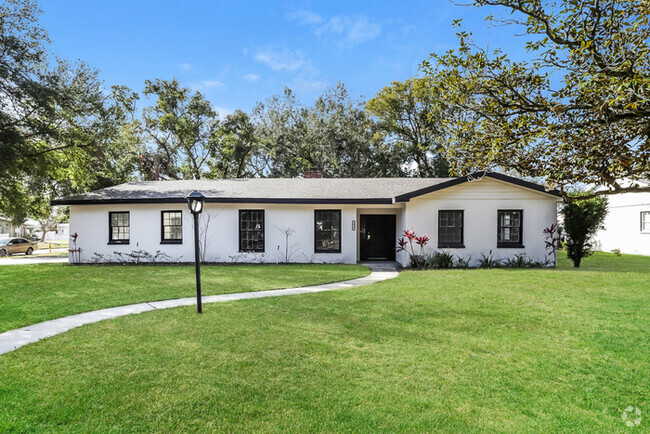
[422, 0, 650, 197]
[366, 77, 451, 177]
[561, 195, 608, 267]
[0, 0, 139, 223]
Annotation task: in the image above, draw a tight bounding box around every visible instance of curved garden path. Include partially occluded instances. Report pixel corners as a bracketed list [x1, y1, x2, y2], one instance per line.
[0, 264, 398, 355]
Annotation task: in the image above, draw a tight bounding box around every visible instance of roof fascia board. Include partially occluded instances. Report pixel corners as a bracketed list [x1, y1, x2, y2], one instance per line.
[394, 172, 561, 202]
[52, 197, 394, 206]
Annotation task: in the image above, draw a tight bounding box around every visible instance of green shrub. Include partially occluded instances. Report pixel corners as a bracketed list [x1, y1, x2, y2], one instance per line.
[561, 195, 608, 268]
[478, 253, 502, 269]
[454, 256, 472, 269]
[428, 251, 454, 269]
[503, 253, 534, 268]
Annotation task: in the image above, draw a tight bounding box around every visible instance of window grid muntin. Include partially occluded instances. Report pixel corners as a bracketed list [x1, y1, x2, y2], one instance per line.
[239, 210, 264, 252]
[109, 211, 130, 243]
[642, 211, 650, 233]
[315, 210, 341, 253]
[161, 211, 183, 242]
[498, 210, 523, 245]
[438, 210, 464, 247]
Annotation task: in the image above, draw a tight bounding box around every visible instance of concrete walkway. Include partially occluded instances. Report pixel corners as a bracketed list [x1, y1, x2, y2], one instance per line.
[0, 265, 398, 355]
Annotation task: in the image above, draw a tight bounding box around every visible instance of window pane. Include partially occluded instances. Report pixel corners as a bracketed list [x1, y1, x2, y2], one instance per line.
[498, 211, 522, 244]
[162, 211, 182, 241]
[110, 212, 130, 241]
[240, 210, 264, 252]
[438, 210, 463, 246]
[315, 210, 341, 252]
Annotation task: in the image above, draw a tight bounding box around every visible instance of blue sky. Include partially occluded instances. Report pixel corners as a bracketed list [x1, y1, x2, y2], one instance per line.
[41, 1, 525, 116]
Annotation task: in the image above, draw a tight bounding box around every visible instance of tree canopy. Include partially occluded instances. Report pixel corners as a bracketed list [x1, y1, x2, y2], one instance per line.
[0, 0, 138, 224]
[11, 0, 650, 231]
[422, 0, 650, 198]
[253, 84, 406, 178]
[561, 194, 608, 267]
[366, 77, 450, 177]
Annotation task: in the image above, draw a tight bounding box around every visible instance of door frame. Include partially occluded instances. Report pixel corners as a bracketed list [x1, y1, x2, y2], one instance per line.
[359, 214, 397, 261]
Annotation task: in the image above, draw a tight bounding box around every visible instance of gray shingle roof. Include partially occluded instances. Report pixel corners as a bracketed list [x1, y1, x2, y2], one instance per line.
[51, 173, 561, 205]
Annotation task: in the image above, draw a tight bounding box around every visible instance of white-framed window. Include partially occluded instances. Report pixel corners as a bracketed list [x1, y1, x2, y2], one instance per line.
[641, 211, 650, 233]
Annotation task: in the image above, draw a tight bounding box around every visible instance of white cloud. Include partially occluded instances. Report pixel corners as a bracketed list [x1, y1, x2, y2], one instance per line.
[214, 106, 234, 118]
[178, 63, 194, 73]
[252, 48, 305, 71]
[248, 46, 326, 94]
[285, 9, 324, 25]
[189, 79, 225, 92]
[316, 16, 382, 47]
[243, 73, 260, 82]
[286, 9, 382, 47]
[200, 80, 225, 89]
[292, 77, 327, 93]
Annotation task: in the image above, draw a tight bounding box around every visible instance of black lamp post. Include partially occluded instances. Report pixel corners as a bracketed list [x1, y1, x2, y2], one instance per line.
[186, 191, 205, 313]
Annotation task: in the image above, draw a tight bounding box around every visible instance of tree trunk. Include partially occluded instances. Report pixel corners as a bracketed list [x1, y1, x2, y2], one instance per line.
[573, 255, 582, 268]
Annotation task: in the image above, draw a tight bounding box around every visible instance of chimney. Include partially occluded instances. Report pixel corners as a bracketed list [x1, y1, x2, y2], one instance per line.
[304, 169, 323, 179]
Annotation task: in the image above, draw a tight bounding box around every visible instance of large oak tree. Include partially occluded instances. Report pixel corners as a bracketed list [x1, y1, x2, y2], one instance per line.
[366, 77, 450, 177]
[422, 0, 650, 198]
[0, 0, 139, 225]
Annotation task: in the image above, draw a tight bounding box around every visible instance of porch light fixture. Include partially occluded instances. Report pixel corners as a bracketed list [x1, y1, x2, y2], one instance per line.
[186, 191, 205, 313]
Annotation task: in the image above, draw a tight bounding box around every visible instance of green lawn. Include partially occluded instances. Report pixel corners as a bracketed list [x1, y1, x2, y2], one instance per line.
[0, 263, 369, 333]
[0, 252, 648, 431]
[37, 241, 69, 249]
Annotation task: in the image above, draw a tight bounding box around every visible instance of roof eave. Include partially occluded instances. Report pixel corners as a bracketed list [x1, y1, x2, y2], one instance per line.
[52, 197, 395, 206]
[394, 172, 562, 202]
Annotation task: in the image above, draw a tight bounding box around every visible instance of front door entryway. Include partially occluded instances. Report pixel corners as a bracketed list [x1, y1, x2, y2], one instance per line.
[359, 214, 396, 261]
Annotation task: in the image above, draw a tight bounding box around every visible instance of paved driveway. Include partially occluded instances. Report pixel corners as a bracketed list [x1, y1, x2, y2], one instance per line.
[0, 252, 68, 266]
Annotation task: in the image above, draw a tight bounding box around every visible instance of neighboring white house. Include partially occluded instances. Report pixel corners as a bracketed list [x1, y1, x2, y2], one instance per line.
[0, 217, 38, 238]
[43, 223, 70, 242]
[594, 181, 650, 256]
[52, 173, 562, 266]
[0, 216, 12, 238]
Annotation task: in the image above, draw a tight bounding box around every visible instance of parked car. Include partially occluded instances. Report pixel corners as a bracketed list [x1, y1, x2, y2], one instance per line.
[0, 237, 39, 257]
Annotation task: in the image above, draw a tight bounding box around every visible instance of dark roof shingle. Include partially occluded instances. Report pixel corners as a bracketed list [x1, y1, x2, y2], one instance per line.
[52, 173, 560, 205]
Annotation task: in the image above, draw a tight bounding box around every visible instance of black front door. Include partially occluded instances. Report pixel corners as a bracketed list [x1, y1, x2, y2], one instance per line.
[360, 215, 396, 261]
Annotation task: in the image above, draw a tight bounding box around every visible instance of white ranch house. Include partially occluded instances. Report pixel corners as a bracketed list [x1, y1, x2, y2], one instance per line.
[53, 173, 562, 267]
[594, 181, 650, 256]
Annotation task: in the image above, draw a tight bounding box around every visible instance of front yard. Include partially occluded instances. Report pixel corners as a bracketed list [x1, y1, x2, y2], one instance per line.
[0, 263, 370, 333]
[0, 253, 648, 431]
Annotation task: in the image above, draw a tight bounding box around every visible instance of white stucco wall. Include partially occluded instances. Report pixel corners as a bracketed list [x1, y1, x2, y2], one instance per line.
[69, 203, 361, 264]
[594, 192, 650, 256]
[399, 177, 560, 267]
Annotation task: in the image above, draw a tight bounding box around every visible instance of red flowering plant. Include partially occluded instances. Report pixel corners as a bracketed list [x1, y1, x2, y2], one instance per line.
[396, 228, 430, 268]
[69, 232, 82, 264]
[415, 234, 430, 247]
[543, 223, 561, 266]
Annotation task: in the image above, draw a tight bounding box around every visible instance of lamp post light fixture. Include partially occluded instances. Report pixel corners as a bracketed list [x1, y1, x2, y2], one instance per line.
[186, 191, 206, 313]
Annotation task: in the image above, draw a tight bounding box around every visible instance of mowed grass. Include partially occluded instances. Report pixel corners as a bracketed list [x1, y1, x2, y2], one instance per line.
[0, 252, 648, 431]
[0, 263, 369, 333]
